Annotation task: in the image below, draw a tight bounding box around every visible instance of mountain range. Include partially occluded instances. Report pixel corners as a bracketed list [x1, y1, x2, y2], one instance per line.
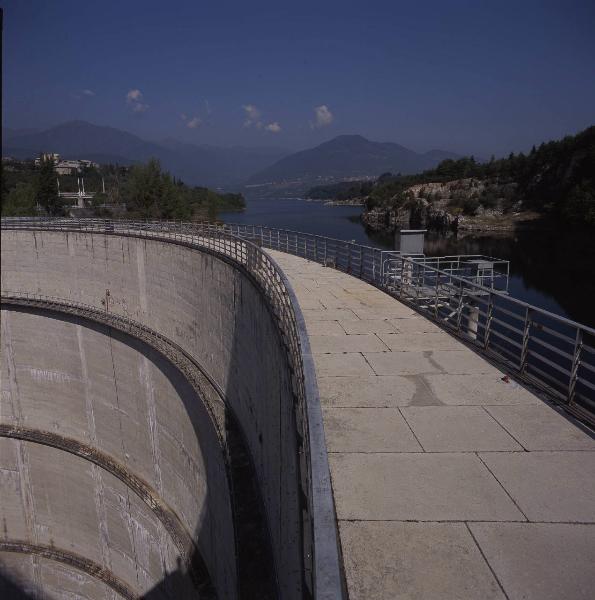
[248, 135, 460, 184]
[3, 121, 460, 189]
[3, 121, 288, 188]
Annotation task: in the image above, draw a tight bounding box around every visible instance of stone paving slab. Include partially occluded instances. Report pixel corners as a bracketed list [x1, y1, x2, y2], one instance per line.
[430, 350, 503, 375]
[339, 319, 398, 334]
[317, 375, 421, 407]
[308, 333, 388, 354]
[339, 521, 505, 600]
[314, 353, 375, 377]
[423, 373, 542, 406]
[485, 403, 595, 450]
[363, 351, 443, 375]
[302, 307, 359, 321]
[377, 331, 463, 352]
[468, 523, 595, 600]
[303, 320, 346, 336]
[329, 453, 524, 521]
[266, 250, 595, 600]
[323, 408, 422, 452]
[388, 315, 444, 333]
[353, 306, 417, 320]
[479, 451, 595, 522]
[401, 406, 523, 452]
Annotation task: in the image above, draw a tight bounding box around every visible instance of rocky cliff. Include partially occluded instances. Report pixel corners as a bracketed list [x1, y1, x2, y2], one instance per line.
[361, 177, 534, 233]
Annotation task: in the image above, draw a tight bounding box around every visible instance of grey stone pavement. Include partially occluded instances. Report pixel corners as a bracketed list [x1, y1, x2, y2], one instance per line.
[268, 250, 595, 600]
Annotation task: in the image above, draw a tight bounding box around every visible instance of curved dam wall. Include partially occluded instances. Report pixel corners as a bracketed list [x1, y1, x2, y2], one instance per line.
[1, 229, 303, 599]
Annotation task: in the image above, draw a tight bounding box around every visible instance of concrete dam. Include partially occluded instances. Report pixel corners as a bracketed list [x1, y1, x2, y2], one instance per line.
[0, 223, 342, 599]
[1, 219, 594, 600]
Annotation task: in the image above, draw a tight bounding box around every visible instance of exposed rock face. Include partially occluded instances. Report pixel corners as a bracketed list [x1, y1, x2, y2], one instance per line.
[362, 198, 458, 232]
[362, 178, 523, 233]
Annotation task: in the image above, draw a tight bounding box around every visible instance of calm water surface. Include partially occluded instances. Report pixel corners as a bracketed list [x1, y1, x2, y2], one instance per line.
[220, 196, 595, 327]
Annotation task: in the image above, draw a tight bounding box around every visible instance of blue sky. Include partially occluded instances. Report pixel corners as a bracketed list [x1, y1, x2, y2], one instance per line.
[3, 0, 595, 155]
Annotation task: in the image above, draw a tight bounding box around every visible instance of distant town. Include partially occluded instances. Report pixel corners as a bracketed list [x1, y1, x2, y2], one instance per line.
[4, 153, 101, 174]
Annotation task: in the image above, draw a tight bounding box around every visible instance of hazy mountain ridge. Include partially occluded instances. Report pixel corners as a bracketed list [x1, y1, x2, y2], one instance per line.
[248, 134, 461, 184]
[4, 121, 461, 189]
[4, 121, 290, 188]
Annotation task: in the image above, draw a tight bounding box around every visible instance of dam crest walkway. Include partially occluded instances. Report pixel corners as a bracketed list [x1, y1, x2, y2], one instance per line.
[1, 219, 593, 600]
[270, 249, 595, 600]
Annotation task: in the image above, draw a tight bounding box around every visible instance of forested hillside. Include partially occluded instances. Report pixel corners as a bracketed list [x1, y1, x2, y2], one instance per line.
[308, 126, 595, 226]
[1, 157, 244, 220]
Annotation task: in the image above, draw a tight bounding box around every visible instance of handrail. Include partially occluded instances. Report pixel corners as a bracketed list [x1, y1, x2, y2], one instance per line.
[216, 220, 594, 424]
[2, 218, 593, 419]
[0, 217, 345, 600]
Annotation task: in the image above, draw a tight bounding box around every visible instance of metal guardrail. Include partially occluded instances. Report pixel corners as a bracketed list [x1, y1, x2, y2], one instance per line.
[0, 217, 344, 600]
[3, 217, 594, 425]
[409, 254, 510, 292]
[3, 218, 594, 425]
[219, 222, 594, 425]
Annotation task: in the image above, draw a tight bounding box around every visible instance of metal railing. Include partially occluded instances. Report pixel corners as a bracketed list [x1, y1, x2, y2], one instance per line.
[219, 222, 594, 424]
[411, 254, 510, 291]
[3, 218, 594, 422]
[0, 217, 344, 600]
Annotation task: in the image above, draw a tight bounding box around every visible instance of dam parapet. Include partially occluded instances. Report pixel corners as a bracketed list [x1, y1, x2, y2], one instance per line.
[2, 217, 593, 600]
[1, 218, 344, 599]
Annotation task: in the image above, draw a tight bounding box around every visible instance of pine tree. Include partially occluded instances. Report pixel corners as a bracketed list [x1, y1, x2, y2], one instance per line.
[36, 155, 62, 215]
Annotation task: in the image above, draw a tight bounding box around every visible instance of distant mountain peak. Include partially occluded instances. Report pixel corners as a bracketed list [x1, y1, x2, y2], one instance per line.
[248, 134, 461, 184]
[329, 134, 369, 142]
[3, 120, 288, 188]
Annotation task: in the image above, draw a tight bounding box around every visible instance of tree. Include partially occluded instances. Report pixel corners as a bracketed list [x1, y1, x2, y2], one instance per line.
[2, 182, 37, 216]
[563, 182, 595, 226]
[36, 155, 62, 215]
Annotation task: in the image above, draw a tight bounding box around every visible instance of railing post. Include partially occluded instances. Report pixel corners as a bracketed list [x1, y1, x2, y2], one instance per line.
[520, 307, 532, 373]
[484, 294, 494, 349]
[359, 246, 363, 279]
[346, 243, 351, 273]
[434, 272, 440, 318]
[456, 280, 465, 333]
[568, 328, 583, 405]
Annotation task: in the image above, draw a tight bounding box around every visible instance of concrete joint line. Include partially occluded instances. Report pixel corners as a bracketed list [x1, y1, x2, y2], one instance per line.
[0, 541, 134, 599]
[0, 423, 215, 597]
[464, 523, 511, 600]
[475, 452, 530, 522]
[1, 297, 278, 598]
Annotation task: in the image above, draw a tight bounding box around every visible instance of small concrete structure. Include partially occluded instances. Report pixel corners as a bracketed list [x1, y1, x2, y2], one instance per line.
[269, 250, 595, 600]
[395, 228, 426, 255]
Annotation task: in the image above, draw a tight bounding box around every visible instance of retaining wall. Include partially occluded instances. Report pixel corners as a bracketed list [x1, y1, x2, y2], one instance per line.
[1, 230, 303, 599]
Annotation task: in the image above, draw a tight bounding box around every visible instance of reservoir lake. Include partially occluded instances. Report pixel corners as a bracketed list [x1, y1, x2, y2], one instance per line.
[220, 196, 595, 327]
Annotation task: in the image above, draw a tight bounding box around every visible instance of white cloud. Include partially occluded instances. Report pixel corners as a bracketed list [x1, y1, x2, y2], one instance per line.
[187, 116, 202, 129]
[265, 122, 281, 133]
[126, 89, 143, 102]
[242, 104, 262, 128]
[72, 89, 95, 100]
[313, 104, 333, 128]
[126, 89, 149, 113]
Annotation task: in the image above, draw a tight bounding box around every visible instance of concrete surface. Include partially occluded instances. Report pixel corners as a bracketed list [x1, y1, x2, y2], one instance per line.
[1, 230, 307, 599]
[340, 522, 505, 600]
[1, 228, 593, 599]
[269, 249, 595, 600]
[468, 523, 595, 600]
